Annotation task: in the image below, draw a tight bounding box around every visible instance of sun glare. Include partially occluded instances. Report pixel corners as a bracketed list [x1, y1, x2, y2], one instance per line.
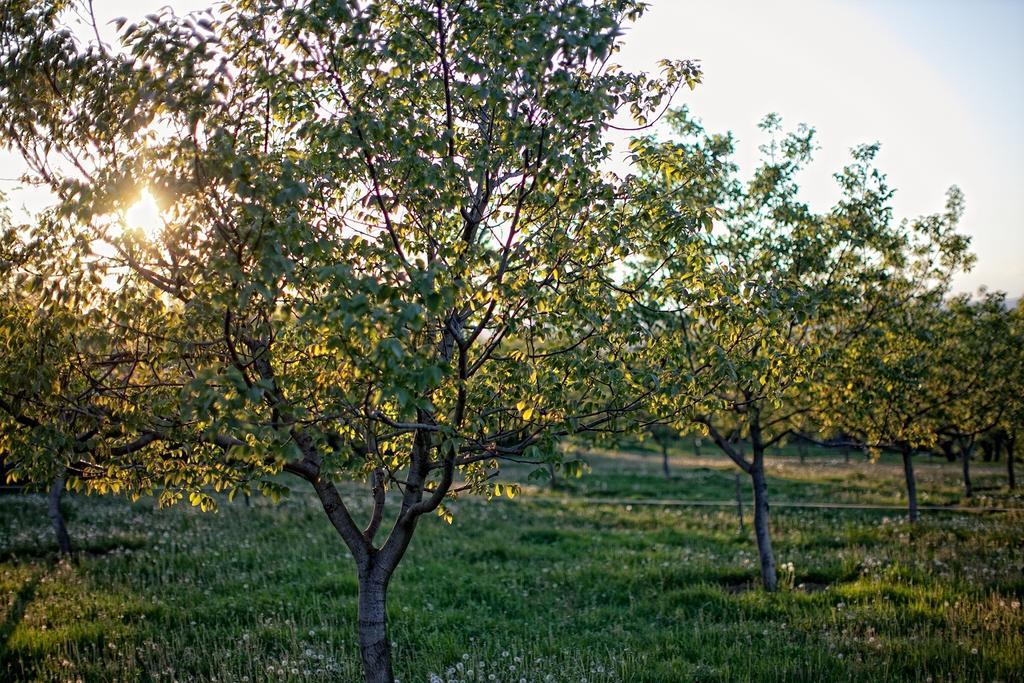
[124, 189, 163, 237]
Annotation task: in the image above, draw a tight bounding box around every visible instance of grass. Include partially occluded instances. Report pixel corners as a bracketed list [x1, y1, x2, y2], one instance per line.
[1, 445, 1022, 682]
[566, 439, 1020, 508]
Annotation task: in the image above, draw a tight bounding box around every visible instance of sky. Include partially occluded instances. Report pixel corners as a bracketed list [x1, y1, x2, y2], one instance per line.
[2, 0, 1021, 295]
[614, 0, 1024, 296]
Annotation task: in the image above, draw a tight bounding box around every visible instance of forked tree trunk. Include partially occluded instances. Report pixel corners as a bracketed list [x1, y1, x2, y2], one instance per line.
[304, 420, 435, 683]
[961, 440, 974, 499]
[900, 447, 918, 523]
[310, 476, 401, 683]
[357, 568, 393, 683]
[750, 459, 777, 591]
[661, 444, 670, 479]
[706, 413, 777, 591]
[48, 474, 71, 555]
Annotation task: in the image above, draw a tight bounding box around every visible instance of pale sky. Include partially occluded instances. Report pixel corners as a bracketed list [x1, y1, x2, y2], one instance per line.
[2, 0, 1021, 295]
[615, 0, 1024, 296]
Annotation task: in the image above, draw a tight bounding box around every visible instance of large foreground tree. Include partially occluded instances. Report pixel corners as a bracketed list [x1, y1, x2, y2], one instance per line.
[0, 2, 710, 680]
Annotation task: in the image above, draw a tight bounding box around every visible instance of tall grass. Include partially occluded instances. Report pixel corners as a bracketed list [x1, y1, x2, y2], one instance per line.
[1, 451, 1021, 682]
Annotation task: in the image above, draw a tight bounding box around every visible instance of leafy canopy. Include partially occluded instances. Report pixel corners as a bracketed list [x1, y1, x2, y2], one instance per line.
[0, 1, 709, 524]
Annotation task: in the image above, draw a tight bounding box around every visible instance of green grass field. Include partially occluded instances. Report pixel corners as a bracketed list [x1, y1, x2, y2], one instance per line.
[1, 445, 1022, 682]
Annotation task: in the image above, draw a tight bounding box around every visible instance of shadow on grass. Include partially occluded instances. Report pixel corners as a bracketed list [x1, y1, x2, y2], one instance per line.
[0, 571, 41, 664]
[0, 537, 149, 564]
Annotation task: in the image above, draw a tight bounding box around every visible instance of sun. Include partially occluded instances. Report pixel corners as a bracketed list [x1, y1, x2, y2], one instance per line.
[124, 189, 163, 237]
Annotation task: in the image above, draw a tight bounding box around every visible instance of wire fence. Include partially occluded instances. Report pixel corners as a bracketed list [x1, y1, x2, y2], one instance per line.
[531, 496, 1020, 514]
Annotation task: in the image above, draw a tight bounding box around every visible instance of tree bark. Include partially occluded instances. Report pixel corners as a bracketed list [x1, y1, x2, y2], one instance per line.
[661, 443, 670, 479]
[750, 461, 777, 591]
[308, 474, 396, 683]
[1007, 433, 1016, 490]
[48, 474, 71, 555]
[961, 439, 974, 499]
[357, 567, 394, 683]
[900, 447, 918, 523]
[295, 417, 442, 683]
[349, 420, 441, 683]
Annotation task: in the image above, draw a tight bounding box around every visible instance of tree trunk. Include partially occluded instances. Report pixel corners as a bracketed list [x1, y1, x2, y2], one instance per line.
[661, 444, 670, 479]
[357, 569, 394, 683]
[750, 461, 777, 591]
[981, 440, 994, 463]
[942, 441, 956, 462]
[1007, 433, 1016, 490]
[48, 474, 71, 555]
[900, 447, 918, 523]
[311, 475, 400, 683]
[961, 440, 974, 499]
[693, 438, 701, 457]
[734, 472, 744, 533]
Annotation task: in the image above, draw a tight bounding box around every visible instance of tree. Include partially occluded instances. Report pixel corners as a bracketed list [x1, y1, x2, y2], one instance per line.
[0, 199, 113, 554]
[932, 292, 1018, 499]
[1002, 303, 1024, 490]
[648, 422, 678, 478]
[0, 2, 709, 680]
[634, 110, 910, 591]
[818, 190, 975, 521]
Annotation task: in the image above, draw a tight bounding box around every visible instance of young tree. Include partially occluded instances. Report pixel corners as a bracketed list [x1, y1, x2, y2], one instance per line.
[634, 110, 910, 591]
[0, 201, 113, 554]
[0, 2, 710, 680]
[933, 292, 1018, 499]
[641, 422, 679, 478]
[818, 191, 975, 521]
[0, 290, 78, 555]
[1003, 303, 1024, 490]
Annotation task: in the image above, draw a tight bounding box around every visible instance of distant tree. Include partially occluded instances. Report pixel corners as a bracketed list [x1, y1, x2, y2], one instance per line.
[0, 200, 99, 554]
[647, 423, 678, 478]
[0, 291, 76, 555]
[0, 2, 710, 680]
[932, 293, 1016, 499]
[818, 191, 975, 521]
[1003, 303, 1024, 490]
[636, 110, 912, 590]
